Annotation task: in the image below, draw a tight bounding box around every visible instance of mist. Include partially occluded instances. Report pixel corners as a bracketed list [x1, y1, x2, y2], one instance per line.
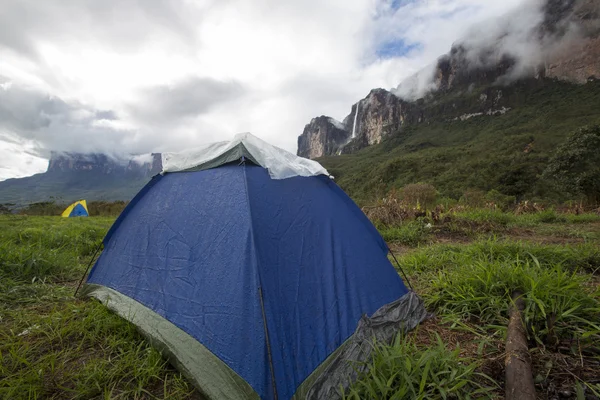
[393, 0, 589, 100]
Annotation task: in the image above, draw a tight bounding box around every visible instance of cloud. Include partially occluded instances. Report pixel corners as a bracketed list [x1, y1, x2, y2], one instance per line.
[0, 0, 532, 180]
[129, 77, 245, 124]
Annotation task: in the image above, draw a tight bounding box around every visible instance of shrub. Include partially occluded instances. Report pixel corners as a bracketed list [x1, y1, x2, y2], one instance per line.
[485, 189, 516, 211]
[459, 189, 486, 208]
[400, 183, 438, 210]
[542, 125, 600, 204]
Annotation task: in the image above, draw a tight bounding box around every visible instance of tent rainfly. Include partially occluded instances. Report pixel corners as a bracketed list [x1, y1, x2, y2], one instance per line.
[61, 200, 89, 217]
[80, 133, 427, 400]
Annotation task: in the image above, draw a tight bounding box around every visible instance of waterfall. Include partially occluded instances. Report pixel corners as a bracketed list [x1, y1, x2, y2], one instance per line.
[351, 101, 360, 139]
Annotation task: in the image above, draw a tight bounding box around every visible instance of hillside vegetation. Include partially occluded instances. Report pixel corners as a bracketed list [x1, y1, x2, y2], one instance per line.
[320, 80, 600, 205]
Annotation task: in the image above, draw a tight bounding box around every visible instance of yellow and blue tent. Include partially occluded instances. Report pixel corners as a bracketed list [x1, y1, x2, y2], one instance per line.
[61, 200, 89, 217]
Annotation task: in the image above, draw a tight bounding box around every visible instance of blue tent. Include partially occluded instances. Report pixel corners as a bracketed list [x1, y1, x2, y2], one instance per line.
[82, 134, 425, 400]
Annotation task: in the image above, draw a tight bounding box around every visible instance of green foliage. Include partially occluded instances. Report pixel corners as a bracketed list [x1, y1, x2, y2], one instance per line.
[543, 125, 600, 203]
[344, 334, 494, 400]
[533, 209, 566, 224]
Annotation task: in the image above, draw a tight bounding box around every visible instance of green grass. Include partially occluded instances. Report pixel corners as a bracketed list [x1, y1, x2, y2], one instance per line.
[427, 257, 600, 344]
[379, 220, 432, 246]
[0, 216, 112, 282]
[395, 239, 600, 344]
[0, 216, 199, 400]
[343, 333, 495, 400]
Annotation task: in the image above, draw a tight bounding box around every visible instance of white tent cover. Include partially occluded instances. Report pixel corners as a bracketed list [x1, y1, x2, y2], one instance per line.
[161, 132, 330, 180]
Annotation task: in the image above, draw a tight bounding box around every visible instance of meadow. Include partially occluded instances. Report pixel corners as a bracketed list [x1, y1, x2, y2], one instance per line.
[1, 208, 599, 399]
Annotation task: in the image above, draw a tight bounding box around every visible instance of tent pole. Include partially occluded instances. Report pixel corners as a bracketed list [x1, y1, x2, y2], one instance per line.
[387, 245, 414, 291]
[74, 242, 102, 297]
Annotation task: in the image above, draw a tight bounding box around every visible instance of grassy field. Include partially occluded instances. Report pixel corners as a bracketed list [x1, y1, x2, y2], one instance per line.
[1, 211, 599, 399]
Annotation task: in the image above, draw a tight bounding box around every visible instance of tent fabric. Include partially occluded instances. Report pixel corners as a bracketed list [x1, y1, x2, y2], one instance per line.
[161, 132, 330, 179]
[84, 161, 424, 399]
[61, 200, 89, 217]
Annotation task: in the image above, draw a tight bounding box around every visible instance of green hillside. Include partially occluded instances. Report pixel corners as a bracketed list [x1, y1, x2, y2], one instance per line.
[320, 80, 600, 204]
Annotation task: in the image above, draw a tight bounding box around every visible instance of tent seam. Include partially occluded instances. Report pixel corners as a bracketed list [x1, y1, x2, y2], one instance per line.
[241, 163, 279, 400]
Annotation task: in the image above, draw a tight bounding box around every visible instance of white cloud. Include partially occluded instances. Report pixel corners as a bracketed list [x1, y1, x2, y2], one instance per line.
[0, 0, 530, 180]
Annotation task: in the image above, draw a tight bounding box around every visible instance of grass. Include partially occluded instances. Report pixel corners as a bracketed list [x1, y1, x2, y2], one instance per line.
[0, 216, 199, 400]
[427, 256, 600, 344]
[2, 211, 599, 399]
[379, 220, 432, 246]
[343, 333, 495, 400]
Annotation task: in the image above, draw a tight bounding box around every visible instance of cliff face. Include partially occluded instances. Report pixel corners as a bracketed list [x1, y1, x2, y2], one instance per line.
[342, 89, 423, 151]
[297, 116, 350, 159]
[297, 0, 600, 159]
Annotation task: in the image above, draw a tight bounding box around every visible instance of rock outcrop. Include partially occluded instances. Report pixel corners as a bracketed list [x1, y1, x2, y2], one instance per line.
[297, 116, 350, 159]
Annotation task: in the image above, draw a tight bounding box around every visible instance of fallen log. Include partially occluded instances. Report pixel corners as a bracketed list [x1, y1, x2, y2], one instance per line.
[505, 290, 536, 400]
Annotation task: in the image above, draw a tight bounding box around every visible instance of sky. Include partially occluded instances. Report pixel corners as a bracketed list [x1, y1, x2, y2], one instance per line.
[0, 0, 530, 180]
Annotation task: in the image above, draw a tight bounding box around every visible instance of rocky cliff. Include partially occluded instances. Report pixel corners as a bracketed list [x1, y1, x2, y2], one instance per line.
[297, 0, 600, 159]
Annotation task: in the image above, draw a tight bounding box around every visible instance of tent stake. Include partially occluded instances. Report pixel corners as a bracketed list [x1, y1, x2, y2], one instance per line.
[74, 242, 102, 297]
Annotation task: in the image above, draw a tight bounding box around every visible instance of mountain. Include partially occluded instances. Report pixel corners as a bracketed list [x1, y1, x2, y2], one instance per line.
[297, 0, 600, 203]
[0, 152, 162, 205]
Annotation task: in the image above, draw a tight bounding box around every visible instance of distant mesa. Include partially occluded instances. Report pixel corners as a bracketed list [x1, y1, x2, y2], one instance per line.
[0, 152, 163, 205]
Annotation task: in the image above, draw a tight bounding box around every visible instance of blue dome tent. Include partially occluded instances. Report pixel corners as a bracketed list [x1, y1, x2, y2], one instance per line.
[80, 133, 426, 400]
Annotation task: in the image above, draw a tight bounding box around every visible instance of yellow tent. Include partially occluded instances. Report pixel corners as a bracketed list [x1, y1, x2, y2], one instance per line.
[61, 200, 89, 217]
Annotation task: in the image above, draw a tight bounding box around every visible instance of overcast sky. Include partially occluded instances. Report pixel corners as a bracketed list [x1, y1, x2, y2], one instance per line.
[0, 0, 529, 180]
